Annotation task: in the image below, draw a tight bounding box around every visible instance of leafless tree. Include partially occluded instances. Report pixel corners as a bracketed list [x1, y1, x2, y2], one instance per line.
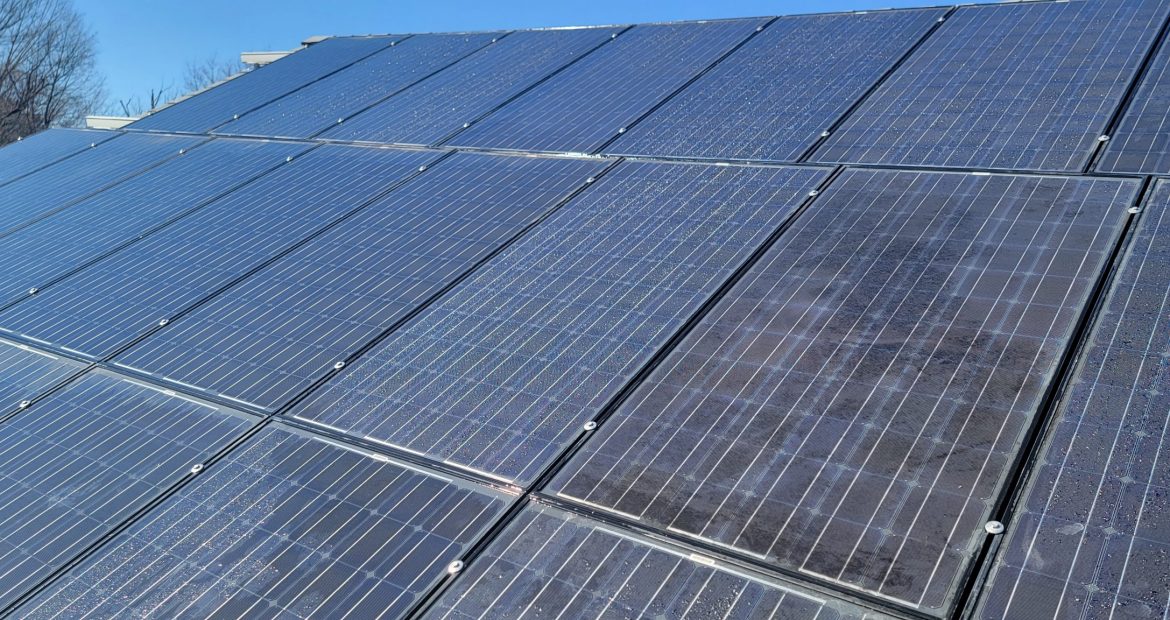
[183, 53, 244, 93]
[112, 81, 173, 117]
[0, 0, 103, 144]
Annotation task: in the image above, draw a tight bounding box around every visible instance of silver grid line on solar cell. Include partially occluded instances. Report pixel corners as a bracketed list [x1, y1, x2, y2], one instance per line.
[289, 160, 829, 486]
[427, 501, 878, 620]
[215, 33, 501, 140]
[319, 27, 622, 146]
[605, 8, 946, 163]
[447, 18, 765, 154]
[0, 129, 118, 188]
[976, 179, 1170, 619]
[0, 338, 85, 417]
[0, 139, 312, 310]
[18, 422, 508, 620]
[128, 36, 404, 134]
[0, 369, 256, 611]
[552, 168, 1137, 613]
[110, 152, 608, 412]
[810, 0, 1170, 172]
[0, 145, 440, 363]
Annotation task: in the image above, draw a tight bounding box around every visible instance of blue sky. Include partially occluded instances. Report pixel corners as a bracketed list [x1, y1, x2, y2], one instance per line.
[77, 0, 972, 112]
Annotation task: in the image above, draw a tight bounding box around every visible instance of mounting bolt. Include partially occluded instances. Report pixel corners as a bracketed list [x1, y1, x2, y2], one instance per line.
[337, 118, 344, 124]
[233, 114, 239, 120]
[1097, 135, 1110, 142]
[18, 400, 30, 409]
[418, 165, 427, 172]
[463, 122, 471, 128]
[158, 318, 169, 327]
[286, 156, 293, 162]
[611, 33, 617, 39]
[617, 127, 626, 134]
[27, 288, 37, 295]
[89, 142, 97, 148]
[446, 560, 464, 575]
[583, 420, 597, 431]
[1128, 206, 1141, 215]
[190, 463, 204, 474]
[820, 130, 831, 138]
[333, 361, 346, 370]
[756, 25, 763, 32]
[985, 521, 1005, 535]
[586, 177, 596, 183]
[178, 149, 186, 155]
[808, 190, 820, 197]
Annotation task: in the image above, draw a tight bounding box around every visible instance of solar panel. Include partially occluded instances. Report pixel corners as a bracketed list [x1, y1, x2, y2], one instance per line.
[19, 422, 507, 619]
[319, 27, 620, 146]
[0, 145, 437, 361]
[429, 502, 874, 620]
[551, 169, 1136, 612]
[0, 129, 116, 187]
[289, 161, 828, 485]
[0, 338, 84, 412]
[216, 33, 499, 139]
[0, 369, 255, 609]
[810, 1, 1170, 172]
[0, 139, 310, 308]
[111, 152, 605, 412]
[605, 8, 945, 162]
[1096, 33, 1170, 174]
[0, 133, 205, 237]
[447, 19, 764, 154]
[128, 36, 401, 134]
[976, 180, 1170, 619]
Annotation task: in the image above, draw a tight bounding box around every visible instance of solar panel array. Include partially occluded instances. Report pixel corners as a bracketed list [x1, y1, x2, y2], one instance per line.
[2, 1, 1170, 618]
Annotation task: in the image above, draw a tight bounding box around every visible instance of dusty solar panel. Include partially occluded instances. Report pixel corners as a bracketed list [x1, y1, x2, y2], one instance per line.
[320, 27, 620, 146]
[0, 339, 84, 412]
[128, 36, 401, 134]
[427, 502, 875, 620]
[18, 423, 507, 619]
[1096, 33, 1170, 174]
[552, 169, 1136, 613]
[216, 33, 499, 139]
[447, 19, 764, 154]
[811, 1, 1170, 172]
[288, 161, 827, 485]
[976, 180, 1170, 619]
[0, 145, 438, 361]
[0, 369, 254, 610]
[605, 8, 945, 162]
[0, 133, 205, 236]
[0, 139, 309, 308]
[111, 152, 605, 411]
[0, 129, 114, 187]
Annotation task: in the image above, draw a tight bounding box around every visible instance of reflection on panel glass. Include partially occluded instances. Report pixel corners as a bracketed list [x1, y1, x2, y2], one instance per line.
[20, 423, 506, 620]
[554, 169, 1135, 612]
[0, 128, 115, 186]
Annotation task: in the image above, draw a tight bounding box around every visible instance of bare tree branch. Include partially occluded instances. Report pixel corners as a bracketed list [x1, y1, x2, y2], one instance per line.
[0, 0, 104, 144]
[183, 53, 243, 93]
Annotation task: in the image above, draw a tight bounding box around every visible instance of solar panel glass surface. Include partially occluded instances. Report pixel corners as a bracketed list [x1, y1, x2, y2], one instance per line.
[0, 129, 115, 186]
[1097, 35, 1170, 174]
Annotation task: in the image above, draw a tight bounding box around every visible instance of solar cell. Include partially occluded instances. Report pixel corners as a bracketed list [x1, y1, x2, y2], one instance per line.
[216, 33, 499, 139]
[551, 169, 1136, 612]
[606, 8, 945, 162]
[19, 423, 507, 619]
[1097, 32, 1170, 174]
[111, 152, 605, 412]
[128, 36, 401, 134]
[0, 145, 437, 361]
[0, 129, 116, 187]
[429, 502, 874, 620]
[447, 19, 763, 154]
[0, 139, 310, 308]
[0, 369, 255, 610]
[0, 338, 84, 411]
[977, 180, 1170, 619]
[0, 133, 205, 237]
[289, 161, 828, 485]
[810, 1, 1170, 172]
[319, 27, 620, 146]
